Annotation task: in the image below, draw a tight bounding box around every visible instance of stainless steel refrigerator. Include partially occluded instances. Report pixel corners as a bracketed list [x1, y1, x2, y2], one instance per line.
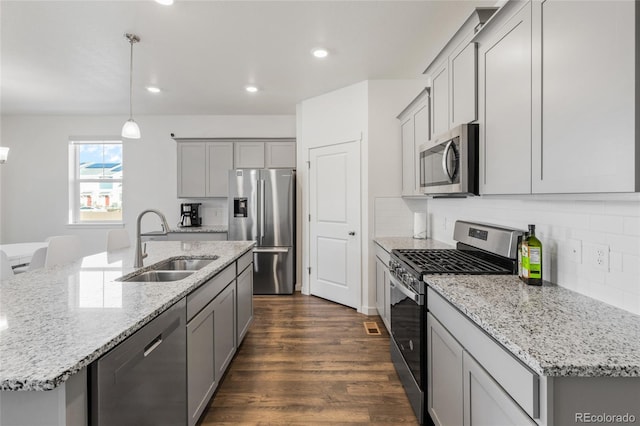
[228, 169, 295, 294]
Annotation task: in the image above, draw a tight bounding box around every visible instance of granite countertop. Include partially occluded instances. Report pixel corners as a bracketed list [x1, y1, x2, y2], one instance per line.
[169, 225, 227, 233]
[0, 240, 254, 391]
[428, 275, 640, 377]
[374, 236, 454, 252]
[375, 236, 640, 377]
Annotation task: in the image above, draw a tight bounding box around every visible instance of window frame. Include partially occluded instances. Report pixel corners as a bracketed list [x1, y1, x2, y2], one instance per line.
[68, 138, 124, 226]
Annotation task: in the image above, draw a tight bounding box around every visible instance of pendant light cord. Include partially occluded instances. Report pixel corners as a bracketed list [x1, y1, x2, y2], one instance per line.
[125, 33, 139, 121]
[129, 36, 134, 120]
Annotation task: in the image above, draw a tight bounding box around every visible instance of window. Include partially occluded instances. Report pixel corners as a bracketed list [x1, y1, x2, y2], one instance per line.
[69, 139, 123, 224]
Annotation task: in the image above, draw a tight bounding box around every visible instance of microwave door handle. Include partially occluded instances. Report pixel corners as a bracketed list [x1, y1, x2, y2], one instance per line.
[441, 140, 454, 182]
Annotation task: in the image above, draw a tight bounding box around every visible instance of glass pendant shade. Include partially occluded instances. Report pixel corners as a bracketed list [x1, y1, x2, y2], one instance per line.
[0, 147, 9, 163]
[122, 119, 141, 139]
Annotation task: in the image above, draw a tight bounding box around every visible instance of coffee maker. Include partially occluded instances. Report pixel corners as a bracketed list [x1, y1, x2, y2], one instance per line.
[180, 203, 202, 227]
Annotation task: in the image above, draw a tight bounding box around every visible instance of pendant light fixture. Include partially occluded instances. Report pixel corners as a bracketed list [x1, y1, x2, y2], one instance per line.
[0, 147, 9, 164]
[122, 33, 141, 139]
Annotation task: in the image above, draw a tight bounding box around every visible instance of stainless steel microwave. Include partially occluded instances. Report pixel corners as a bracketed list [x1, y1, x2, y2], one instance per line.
[419, 123, 479, 196]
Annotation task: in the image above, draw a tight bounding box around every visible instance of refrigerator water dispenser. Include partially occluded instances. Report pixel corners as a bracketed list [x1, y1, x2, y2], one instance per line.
[234, 198, 248, 217]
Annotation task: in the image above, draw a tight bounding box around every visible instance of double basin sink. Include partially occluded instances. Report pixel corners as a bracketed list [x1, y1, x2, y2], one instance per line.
[118, 257, 218, 282]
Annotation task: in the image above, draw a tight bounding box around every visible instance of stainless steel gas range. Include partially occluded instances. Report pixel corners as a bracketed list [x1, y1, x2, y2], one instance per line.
[388, 221, 524, 425]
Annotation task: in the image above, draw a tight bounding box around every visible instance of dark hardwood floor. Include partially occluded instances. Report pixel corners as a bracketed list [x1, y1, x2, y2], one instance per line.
[200, 292, 418, 425]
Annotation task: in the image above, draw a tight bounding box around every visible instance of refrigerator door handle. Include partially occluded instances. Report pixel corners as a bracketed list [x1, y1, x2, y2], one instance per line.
[259, 178, 266, 244]
[253, 247, 290, 253]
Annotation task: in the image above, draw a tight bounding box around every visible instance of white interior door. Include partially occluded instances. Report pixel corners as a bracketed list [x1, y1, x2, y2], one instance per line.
[309, 141, 361, 310]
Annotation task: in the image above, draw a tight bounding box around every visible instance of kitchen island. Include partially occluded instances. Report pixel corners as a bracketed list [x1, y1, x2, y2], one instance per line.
[0, 240, 254, 426]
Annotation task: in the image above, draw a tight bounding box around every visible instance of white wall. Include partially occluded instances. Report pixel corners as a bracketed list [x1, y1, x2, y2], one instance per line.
[366, 80, 429, 312]
[0, 114, 295, 255]
[385, 196, 640, 315]
[297, 81, 368, 308]
[297, 79, 427, 314]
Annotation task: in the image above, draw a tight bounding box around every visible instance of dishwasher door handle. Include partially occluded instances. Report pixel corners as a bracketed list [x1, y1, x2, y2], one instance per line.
[143, 335, 163, 357]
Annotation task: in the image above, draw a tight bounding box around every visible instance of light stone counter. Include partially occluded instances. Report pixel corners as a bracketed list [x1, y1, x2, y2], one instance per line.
[428, 275, 640, 377]
[169, 225, 227, 233]
[374, 236, 640, 378]
[0, 240, 253, 391]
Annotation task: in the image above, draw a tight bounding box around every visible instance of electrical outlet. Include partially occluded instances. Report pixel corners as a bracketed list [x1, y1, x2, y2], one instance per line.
[587, 243, 609, 271]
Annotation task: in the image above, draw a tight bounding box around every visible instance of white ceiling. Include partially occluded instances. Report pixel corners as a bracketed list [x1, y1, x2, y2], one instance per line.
[1, 0, 496, 116]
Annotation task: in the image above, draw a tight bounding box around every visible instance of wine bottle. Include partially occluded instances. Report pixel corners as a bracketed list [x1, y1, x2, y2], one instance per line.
[524, 224, 542, 286]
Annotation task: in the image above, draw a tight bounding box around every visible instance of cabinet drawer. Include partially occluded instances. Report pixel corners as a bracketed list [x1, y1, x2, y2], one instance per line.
[427, 287, 539, 419]
[374, 243, 390, 267]
[187, 264, 235, 321]
[237, 250, 253, 275]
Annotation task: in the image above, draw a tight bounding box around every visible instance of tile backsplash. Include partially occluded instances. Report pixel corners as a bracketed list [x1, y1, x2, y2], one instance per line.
[179, 200, 228, 226]
[374, 197, 415, 237]
[376, 195, 640, 315]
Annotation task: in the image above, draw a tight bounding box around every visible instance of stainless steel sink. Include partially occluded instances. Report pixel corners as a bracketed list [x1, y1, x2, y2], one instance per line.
[151, 258, 217, 271]
[121, 270, 195, 282]
[117, 256, 217, 282]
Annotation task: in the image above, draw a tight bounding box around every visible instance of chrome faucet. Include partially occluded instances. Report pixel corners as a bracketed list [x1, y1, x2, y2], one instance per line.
[134, 209, 171, 268]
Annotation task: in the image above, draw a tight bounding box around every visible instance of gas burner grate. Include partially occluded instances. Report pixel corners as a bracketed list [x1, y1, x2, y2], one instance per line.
[394, 249, 511, 275]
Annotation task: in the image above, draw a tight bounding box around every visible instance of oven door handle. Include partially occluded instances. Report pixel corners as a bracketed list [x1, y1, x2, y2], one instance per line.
[389, 274, 424, 306]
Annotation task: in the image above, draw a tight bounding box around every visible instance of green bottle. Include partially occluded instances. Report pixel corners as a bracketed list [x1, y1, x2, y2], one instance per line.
[524, 224, 542, 285]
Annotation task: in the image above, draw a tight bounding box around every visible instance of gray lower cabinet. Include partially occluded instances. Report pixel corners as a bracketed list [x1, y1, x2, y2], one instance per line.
[186, 253, 254, 426]
[374, 243, 391, 331]
[236, 263, 254, 343]
[213, 282, 237, 379]
[186, 298, 217, 426]
[427, 287, 538, 426]
[426, 314, 536, 426]
[427, 313, 463, 426]
[463, 352, 536, 426]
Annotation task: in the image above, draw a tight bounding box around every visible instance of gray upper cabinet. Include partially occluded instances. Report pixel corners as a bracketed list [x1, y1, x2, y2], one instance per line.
[235, 141, 266, 168]
[398, 88, 430, 197]
[178, 143, 208, 198]
[532, 0, 637, 193]
[207, 142, 234, 197]
[235, 140, 296, 169]
[450, 41, 477, 128]
[477, 1, 532, 195]
[177, 139, 296, 198]
[475, 0, 638, 195]
[430, 64, 449, 139]
[178, 141, 233, 198]
[265, 141, 296, 168]
[424, 8, 497, 141]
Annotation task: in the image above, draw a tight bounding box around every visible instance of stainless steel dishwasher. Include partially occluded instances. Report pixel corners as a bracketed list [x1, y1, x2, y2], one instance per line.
[90, 299, 187, 426]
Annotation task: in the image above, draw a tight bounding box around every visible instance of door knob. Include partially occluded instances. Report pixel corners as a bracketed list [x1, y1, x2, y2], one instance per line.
[348, 231, 356, 236]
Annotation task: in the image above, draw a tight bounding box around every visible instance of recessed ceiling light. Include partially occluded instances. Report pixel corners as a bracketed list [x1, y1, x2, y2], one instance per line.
[245, 86, 259, 93]
[155, 0, 174, 5]
[312, 48, 329, 58]
[146, 86, 161, 94]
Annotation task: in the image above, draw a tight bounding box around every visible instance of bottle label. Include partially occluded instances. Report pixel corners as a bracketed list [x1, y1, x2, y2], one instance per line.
[529, 247, 541, 279]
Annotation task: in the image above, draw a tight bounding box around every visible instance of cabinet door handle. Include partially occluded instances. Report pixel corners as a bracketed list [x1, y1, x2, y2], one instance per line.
[348, 231, 356, 236]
